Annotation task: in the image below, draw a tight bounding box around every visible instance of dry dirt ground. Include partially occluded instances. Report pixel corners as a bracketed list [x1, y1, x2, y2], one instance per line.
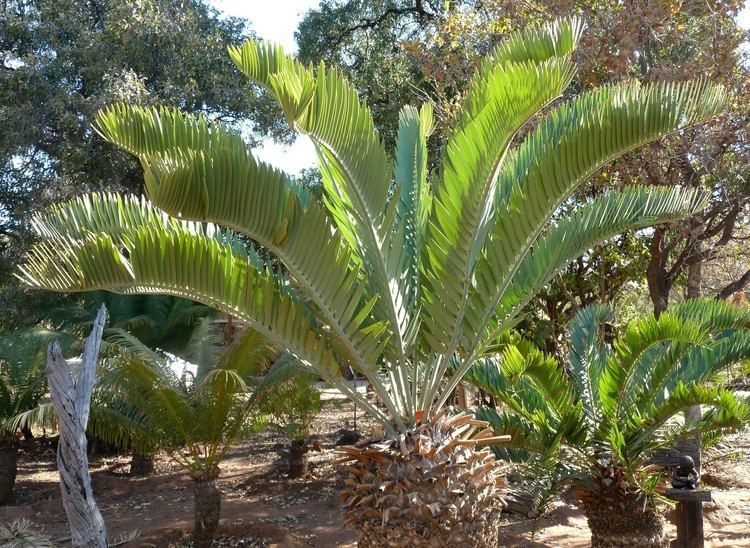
[2, 402, 749, 547]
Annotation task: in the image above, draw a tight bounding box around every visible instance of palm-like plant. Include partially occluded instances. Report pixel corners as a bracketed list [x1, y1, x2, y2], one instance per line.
[11, 293, 213, 476]
[104, 321, 270, 548]
[0, 329, 76, 504]
[254, 354, 324, 478]
[17, 18, 727, 545]
[466, 299, 750, 547]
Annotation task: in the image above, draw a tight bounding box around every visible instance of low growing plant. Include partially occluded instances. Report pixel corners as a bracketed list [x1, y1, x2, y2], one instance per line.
[467, 299, 750, 547]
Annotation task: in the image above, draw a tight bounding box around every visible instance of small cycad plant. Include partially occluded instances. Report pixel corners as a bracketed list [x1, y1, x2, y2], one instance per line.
[254, 354, 324, 477]
[466, 298, 750, 548]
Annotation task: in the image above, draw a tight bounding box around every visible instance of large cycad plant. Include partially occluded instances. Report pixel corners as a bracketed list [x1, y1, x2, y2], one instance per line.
[18, 19, 726, 546]
[466, 299, 750, 547]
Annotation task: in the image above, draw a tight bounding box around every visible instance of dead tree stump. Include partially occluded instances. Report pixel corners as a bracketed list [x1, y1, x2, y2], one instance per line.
[47, 304, 108, 548]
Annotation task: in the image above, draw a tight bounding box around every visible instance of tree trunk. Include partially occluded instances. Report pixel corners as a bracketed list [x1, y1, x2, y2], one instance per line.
[647, 228, 670, 318]
[686, 260, 702, 300]
[129, 452, 155, 476]
[47, 305, 108, 548]
[193, 473, 221, 548]
[681, 257, 703, 471]
[580, 488, 666, 548]
[288, 439, 308, 478]
[0, 435, 18, 505]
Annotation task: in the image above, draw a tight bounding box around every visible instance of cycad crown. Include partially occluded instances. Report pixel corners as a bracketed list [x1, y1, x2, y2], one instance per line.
[19, 18, 726, 434]
[467, 298, 750, 505]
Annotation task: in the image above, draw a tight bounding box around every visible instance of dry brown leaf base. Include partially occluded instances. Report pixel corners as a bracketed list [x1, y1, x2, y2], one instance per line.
[337, 410, 507, 547]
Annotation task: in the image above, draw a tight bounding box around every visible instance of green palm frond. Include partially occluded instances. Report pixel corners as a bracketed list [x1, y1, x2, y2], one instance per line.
[424, 54, 577, 353]
[600, 312, 707, 419]
[439, 78, 724, 408]
[186, 318, 223, 382]
[97, 108, 390, 402]
[660, 331, 750, 398]
[484, 187, 707, 346]
[391, 103, 434, 346]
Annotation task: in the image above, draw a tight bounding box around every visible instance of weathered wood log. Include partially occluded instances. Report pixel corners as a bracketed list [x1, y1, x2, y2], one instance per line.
[47, 304, 108, 548]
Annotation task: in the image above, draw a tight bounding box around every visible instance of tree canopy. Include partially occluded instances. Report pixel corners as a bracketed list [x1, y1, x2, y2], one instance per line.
[0, 0, 291, 328]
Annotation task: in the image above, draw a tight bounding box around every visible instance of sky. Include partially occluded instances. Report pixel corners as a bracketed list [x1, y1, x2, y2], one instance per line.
[211, 0, 320, 174]
[211, 1, 750, 174]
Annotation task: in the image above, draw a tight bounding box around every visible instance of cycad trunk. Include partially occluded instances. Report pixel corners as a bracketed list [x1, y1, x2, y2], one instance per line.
[288, 439, 308, 478]
[129, 452, 155, 476]
[579, 487, 666, 548]
[192, 470, 221, 548]
[339, 412, 506, 547]
[0, 435, 18, 505]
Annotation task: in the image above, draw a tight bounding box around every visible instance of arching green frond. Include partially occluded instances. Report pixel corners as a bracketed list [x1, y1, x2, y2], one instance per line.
[28, 188, 387, 403]
[483, 186, 707, 345]
[599, 313, 707, 419]
[628, 383, 750, 454]
[671, 298, 750, 331]
[186, 318, 223, 382]
[102, 328, 165, 365]
[658, 330, 750, 401]
[139, 146, 386, 375]
[227, 40, 294, 91]
[463, 357, 533, 418]
[423, 56, 575, 357]
[86, 400, 157, 454]
[96, 103, 247, 158]
[32, 192, 186, 241]
[567, 304, 613, 427]
[231, 40, 414, 413]
[465, 81, 725, 363]
[390, 103, 434, 346]
[492, 17, 584, 65]
[473, 406, 547, 455]
[18, 226, 337, 376]
[505, 340, 575, 416]
[19, 222, 393, 429]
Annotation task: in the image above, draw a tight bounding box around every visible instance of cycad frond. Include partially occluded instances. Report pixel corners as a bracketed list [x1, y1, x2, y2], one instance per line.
[484, 186, 707, 346]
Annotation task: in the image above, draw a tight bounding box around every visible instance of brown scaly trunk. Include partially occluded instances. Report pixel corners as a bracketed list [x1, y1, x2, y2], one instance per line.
[578, 487, 666, 548]
[129, 453, 155, 476]
[192, 469, 221, 548]
[288, 439, 308, 478]
[0, 435, 18, 505]
[338, 410, 507, 547]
